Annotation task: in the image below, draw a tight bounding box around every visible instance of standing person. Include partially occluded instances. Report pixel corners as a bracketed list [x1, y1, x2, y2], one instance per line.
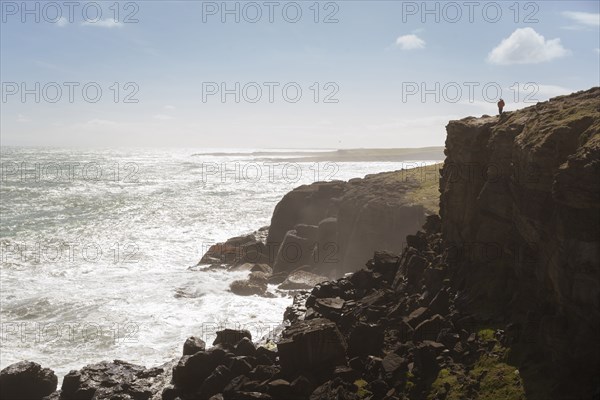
[497, 98, 505, 115]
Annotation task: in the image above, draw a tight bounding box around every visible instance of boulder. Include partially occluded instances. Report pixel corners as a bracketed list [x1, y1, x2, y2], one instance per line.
[199, 230, 270, 266]
[199, 365, 233, 398]
[183, 336, 206, 356]
[290, 375, 316, 397]
[366, 251, 400, 282]
[278, 270, 329, 290]
[250, 264, 273, 274]
[313, 297, 345, 321]
[60, 360, 163, 400]
[173, 349, 225, 389]
[266, 379, 292, 398]
[406, 232, 428, 252]
[277, 318, 347, 375]
[413, 341, 441, 378]
[255, 346, 278, 364]
[381, 353, 407, 377]
[347, 322, 384, 357]
[309, 379, 359, 400]
[413, 314, 449, 342]
[0, 361, 57, 400]
[428, 288, 450, 316]
[214, 329, 252, 347]
[405, 306, 431, 329]
[248, 365, 280, 381]
[406, 255, 428, 285]
[230, 279, 267, 296]
[234, 337, 257, 357]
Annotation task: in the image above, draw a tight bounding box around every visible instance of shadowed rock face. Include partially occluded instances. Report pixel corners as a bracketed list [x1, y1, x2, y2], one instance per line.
[0, 361, 57, 400]
[267, 172, 429, 277]
[440, 87, 600, 388]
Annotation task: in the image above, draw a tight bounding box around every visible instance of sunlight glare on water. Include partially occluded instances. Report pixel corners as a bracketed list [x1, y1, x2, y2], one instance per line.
[0, 147, 438, 379]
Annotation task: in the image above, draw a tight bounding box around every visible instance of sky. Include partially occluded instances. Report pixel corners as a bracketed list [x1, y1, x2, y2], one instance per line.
[1, 0, 599, 148]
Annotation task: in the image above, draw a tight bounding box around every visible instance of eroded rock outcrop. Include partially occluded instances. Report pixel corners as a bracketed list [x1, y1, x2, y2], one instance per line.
[200, 166, 437, 290]
[266, 169, 434, 278]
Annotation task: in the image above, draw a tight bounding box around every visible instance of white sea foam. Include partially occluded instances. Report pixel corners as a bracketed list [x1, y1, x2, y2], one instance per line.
[0, 147, 439, 380]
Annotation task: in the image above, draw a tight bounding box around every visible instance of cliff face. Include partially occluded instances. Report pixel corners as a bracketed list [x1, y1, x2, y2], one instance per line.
[440, 87, 600, 383]
[266, 165, 438, 277]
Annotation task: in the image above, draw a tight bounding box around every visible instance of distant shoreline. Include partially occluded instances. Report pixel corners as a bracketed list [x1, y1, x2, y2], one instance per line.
[192, 146, 445, 163]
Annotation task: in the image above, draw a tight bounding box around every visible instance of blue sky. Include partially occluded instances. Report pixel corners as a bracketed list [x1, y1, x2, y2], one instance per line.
[1, 0, 599, 148]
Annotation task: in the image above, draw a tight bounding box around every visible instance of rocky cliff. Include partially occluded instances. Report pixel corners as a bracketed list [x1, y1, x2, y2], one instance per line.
[265, 164, 439, 279]
[441, 87, 600, 395]
[199, 164, 440, 292]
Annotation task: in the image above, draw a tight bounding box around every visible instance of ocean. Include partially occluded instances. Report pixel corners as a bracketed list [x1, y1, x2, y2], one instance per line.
[0, 147, 438, 380]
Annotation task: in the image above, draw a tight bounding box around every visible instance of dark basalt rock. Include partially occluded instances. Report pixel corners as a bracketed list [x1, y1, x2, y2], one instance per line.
[213, 329, 252, 347]
[347, 322, 384, 357]
[309, 378, 359, 400]
[199, 365, 233, 398]
[199, 229, 270, 267]
[173, 349, 225, 389]
[229, 278, 267, 297]
[234, 337, 257, 357]
[183, 336, 206, 356]
[277, 318, 347, 376]
[441, 87, 600, 396]
[0, 361, 57, 400]
[413, 314, 450, 342]
[278, 270, 329, 290]
[59, 360, 164, 400]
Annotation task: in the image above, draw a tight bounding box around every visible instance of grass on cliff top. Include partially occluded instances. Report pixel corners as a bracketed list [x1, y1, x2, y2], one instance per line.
[401, 162, 442, 215]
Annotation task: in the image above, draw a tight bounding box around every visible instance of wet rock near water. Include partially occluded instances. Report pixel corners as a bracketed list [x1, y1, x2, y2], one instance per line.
[0, 361, 57, 400]
[44, 359, 170, 400]
[198, 227, 271, 268]
[156, 215, 494, 400]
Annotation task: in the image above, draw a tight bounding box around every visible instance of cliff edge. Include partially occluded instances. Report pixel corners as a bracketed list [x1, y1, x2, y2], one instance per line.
[441, 87, 600, 393]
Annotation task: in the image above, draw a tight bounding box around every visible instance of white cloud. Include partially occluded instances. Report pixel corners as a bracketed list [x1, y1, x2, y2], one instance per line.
[487, 28, 568, 65]
[395, 34, 426, 50]
[595, 48, 600, 54]
[17, 114, 30, 123]
[164, 105, 176, 110]
[562, 11, 600, 27]
[81, 19, 123, 28]
[56, 17, 68, 27]
[153, 114, 173, 121]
